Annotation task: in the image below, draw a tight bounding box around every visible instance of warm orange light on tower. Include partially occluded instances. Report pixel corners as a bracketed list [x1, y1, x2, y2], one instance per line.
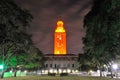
[54, 21, 66, 55]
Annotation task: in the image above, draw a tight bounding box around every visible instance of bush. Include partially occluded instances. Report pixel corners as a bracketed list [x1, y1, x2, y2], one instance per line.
[60, 73, 68, 76]
[48, 73, 56, 76]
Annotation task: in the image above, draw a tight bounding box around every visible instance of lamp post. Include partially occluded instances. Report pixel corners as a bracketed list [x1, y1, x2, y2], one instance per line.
[0, 64, 4, 78]
[112, 64, 118, 70]
[0, 65, 4, 70]
[112, 64, 118, 78]
[0, 40, 5, 78]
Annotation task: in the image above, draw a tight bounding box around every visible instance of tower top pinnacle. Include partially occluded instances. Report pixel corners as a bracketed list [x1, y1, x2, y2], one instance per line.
[55, 20, 65, 32]
[57, 21, 64, 26]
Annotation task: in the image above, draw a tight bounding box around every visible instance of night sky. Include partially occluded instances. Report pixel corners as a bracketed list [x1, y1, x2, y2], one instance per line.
[15, 0, 92, 54]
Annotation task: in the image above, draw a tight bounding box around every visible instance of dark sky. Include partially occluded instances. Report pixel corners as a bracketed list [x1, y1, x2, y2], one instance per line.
[15, 0, 92, 54]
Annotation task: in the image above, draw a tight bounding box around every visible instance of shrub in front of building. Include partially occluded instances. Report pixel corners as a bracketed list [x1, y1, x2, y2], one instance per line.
[60, 73, 68, 76]
[48, 72, 56, 76]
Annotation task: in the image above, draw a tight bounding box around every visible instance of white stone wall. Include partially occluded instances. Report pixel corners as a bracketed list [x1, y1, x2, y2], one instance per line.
[45, 60, 78, 70]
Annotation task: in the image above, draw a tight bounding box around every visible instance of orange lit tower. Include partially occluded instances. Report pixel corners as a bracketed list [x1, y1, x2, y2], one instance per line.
[44, 20, 78, 73]
[54, 21, 66, 55]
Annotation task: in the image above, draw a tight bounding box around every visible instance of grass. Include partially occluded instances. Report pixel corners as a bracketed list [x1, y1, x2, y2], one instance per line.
[1, 76, 120, 80]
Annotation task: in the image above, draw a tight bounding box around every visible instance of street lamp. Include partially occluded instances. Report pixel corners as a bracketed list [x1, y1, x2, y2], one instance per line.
[112, 64, 118, 70]
[112, 64, 119, 78]
[0, 64, 4, 70]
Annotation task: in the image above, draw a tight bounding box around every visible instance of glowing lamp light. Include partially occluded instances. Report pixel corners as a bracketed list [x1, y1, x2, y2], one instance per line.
[97, 70, 100, 73]
[49, 69, 53, 73]
[24, 70, 27, 73]
[59, 69, 62, 73]
[112, 64, 118, 70]
[67, 69, 71, 73]
[42, 70, 44, 73]
[63, 69, 67, 73]
[75, 70, 79, 73]
[45, 70, 48, 74]
[54, 69, 57, 73]
[10, 70, 12, 73]
[0, 64, 4, 70]
[89, 70, 93, 73]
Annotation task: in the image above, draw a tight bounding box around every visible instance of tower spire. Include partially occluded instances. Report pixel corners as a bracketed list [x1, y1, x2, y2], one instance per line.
[54, 20, 66, 55]
[55, 21, 65, 32]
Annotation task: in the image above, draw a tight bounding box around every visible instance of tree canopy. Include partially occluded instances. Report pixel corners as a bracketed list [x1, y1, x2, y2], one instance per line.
[0, 0, 44, 71]
[80, 0, 120, 73]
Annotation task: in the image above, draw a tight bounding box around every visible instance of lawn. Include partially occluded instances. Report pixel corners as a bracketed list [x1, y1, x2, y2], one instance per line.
[1, 76, 120, 80]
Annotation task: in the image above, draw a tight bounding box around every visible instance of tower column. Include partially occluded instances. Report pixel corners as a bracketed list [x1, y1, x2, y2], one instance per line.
[54, 21, 66, 55]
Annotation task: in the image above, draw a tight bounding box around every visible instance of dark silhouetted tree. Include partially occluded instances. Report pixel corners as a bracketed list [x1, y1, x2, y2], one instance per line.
[0, 0, 45, 78]
[80, 0, 120, 77]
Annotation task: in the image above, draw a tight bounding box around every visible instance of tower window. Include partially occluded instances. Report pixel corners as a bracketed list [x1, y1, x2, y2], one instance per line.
[46, 64, 48, 68]
[72, 64, 74, 68]
[50, 64, 52, 68]
[55, 64, 57, 68]
[67, 64, 70, 67]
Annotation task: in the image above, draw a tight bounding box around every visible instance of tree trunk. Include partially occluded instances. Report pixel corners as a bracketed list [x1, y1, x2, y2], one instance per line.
[1, 71, 4, 78]
[109, 65, 113, 78]
[110, 68, 113, 78]
[98, 65, 102, 77]
[36, 68, 38, 75]
[14, 70, 17, 77]
[100, 70, 102, 77]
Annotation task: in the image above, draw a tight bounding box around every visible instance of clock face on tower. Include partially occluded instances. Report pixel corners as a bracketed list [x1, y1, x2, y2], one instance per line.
[54, 21, 66, 55]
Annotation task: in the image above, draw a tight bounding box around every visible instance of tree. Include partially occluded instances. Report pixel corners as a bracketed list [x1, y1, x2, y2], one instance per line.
[81, 0, 120, 77]
[24, 47, 45, 70]
[0, 0, 45, 78]
[0, 0, 31, 62]
[0, 0, 33, 78]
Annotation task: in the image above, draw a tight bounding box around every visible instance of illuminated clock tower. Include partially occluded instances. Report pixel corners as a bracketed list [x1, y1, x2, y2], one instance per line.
[44, 20, 79, 74]
[54, 21, 66, 55]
